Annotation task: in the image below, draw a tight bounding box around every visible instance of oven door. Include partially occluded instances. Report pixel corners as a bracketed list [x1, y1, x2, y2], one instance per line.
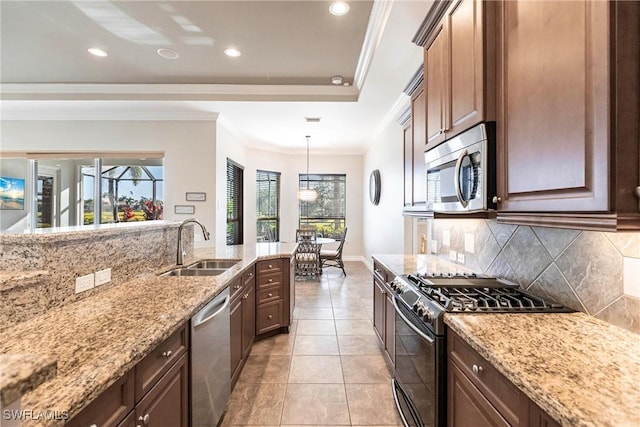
[392, 297, 445, 427]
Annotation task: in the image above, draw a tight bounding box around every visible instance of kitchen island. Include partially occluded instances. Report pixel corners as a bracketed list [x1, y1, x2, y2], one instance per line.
[373, 254, 640, 427]
[0, 242, 296, 426]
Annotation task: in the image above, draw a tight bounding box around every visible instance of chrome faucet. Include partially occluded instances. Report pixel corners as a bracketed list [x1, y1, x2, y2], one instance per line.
[177, 218, 210, 265]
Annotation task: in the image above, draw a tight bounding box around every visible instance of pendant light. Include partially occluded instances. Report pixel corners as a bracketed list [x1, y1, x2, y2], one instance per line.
[298, 135, 318, 202]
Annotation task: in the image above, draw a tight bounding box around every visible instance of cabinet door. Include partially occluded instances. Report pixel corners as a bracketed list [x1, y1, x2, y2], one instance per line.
[412, 88, 427, 206]
[373, 279, 385, 343]
[529, 402, 561, 427]
[230, 295, 243, 381]
[425, 24, 447, 148]
[447, 0, 490, 135]
[448, 361, 510, 427]
[135, 353, 188, 427]
[242, 280, 255, 358]
[496, 0, 610, 212]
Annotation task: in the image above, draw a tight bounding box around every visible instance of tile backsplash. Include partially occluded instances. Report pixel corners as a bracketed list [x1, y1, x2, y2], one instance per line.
[430, 219, 640, 334]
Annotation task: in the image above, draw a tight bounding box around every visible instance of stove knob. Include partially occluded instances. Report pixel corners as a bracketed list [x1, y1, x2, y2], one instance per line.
[423, 308, 435, 322]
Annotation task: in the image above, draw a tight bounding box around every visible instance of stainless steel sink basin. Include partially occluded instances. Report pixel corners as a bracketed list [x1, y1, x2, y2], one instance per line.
[187, 259, 241, 269]
[161, 268, 228, 277]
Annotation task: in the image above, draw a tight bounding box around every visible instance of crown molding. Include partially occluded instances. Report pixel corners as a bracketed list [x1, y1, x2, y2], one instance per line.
[0, 108, 220, 121]
[412, 0, 451, 47]
[402, 65, 424, 96]
[353, 0, 395, 91]
[397, 106, 411, 127]
[0, 83, 359, 102]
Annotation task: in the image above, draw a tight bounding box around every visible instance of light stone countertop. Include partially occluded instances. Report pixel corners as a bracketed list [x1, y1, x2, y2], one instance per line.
[0, 354, 57, 407]
[0, 242, 296, 426]
[0, 270, 49, 292]
[372, 254, 640, 427]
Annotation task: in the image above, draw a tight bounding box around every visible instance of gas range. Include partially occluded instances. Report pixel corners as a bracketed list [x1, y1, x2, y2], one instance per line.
[390, 272, 572, 336]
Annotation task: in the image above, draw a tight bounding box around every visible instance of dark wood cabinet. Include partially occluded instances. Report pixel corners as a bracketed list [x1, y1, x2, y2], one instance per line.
[67, 324, 189, 427]
[448, 328, 562, 427]
[402, 69, 428, 213]
[255, 258, 291, 337]
[372, 261, 395, 367]
[416, 0, 496, 152]
[495, 0, 640, 230]
[230, 267, 256, 387]
[135, 353, 188, 427]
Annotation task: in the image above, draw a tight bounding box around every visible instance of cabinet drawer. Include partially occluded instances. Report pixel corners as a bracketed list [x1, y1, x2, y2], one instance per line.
[243, 267, 255, 286]
[135, 324, 188, 401]
[256, 286, 282, 305]
[257, 271, 283, 289]
[256, 300, 283, 335]
[67, 369, 134, 427]
[373, 261, 388, 283]
[256, 259, 282, 274]
[448, 330, 526, 427]
[230, 276, 244, 301]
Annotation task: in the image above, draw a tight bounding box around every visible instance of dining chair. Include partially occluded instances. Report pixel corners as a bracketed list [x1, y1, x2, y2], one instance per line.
[320, 227, 347, 276]
[295, 241, 321, 278]
[296, 229, 317, 243]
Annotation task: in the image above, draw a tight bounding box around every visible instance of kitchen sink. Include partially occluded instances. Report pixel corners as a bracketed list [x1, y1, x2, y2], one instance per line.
[187, 259, 241, 269]
[161, 268, 228, 277]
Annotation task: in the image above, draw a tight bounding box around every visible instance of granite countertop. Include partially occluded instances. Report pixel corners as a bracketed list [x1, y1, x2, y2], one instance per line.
[371, 254, 640, 427]
[0, 242, 296, 426]
[0, 270, 49, 292]
[446, 314, 640, 427]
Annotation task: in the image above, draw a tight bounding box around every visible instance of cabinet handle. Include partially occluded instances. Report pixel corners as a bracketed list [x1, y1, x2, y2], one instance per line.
[243, 293, 249, 299]
[472, 364, 483, 375]
[138, 414, 150, 425]
[162, 350, 172, 358]
[492, 196, 502, 204]
[249, 272, 253, 277]
[268, 293, 273, 297]
[268, 264, 273, 269]
[634, 186, 640, 200]
[381, 290, 387, 295]
[268, 314, 273, 319]
[234, 284, 241, 289]
[268, 278, 273, 283]
[90, 424, 98, 427]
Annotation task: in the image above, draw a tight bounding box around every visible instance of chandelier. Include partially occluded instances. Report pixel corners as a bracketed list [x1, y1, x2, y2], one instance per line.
[298, 135, 318, 202]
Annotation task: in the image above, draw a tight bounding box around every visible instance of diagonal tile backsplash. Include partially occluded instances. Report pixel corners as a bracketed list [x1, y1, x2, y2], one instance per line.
[431, 219, 640, 334]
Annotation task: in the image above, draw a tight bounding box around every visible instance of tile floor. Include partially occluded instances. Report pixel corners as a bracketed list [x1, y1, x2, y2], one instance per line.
[222, 261, 403, 426]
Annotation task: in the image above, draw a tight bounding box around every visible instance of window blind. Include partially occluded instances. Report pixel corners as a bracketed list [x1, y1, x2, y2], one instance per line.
[256, 170, 280, 242]
[299, 174, 346, 239]
[227, 159, 244, 245]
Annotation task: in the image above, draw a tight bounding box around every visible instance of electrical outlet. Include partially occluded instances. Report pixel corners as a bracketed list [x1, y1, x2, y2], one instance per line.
[95, 268, 111, 286]
[75, 274, 94, 294]
[443, 230, 450, 247]
[464, 233, 475, 253]
[449, 250, 457, 262]
[457, 253, 465, 264]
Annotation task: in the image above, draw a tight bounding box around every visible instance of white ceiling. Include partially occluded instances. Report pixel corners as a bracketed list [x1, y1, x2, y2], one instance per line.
[0, 0, 432, 154]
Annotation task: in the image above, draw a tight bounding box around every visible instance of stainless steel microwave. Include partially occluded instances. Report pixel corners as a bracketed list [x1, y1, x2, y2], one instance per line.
[424, 122, 496, 213]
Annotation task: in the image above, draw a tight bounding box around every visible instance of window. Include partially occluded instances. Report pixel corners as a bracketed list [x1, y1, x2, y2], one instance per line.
[299, 174, 346, 238]
[227, 159, 244, 245]
[256, 170, 280, 241]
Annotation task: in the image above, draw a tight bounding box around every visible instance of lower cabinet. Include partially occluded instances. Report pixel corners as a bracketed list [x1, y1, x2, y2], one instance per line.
[255, 258, 292, 337]
[448, 329, 560, 427]
[372, 261, 395, 367]
[230, 267, 256, 387]
[67, 324, 189, 427]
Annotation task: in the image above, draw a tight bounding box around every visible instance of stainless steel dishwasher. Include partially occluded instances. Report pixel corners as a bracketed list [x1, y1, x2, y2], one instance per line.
[191, 288, 230, 427]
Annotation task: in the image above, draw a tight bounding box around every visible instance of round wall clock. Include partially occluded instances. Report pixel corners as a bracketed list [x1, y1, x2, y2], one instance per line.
[369, 169, 381, 205]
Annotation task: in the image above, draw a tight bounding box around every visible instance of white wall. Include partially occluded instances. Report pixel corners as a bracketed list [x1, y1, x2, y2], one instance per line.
[1, 120, 218, 235]
[362, 115, 406, 265]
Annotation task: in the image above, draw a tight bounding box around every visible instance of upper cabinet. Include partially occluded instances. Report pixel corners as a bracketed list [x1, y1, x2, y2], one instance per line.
[416, 0, 496, 152]
[402, 68, 428, 212]
[494, 0, 640, 230]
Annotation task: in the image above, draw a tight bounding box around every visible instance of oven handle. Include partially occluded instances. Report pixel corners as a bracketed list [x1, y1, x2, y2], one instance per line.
[453, 148, 469, 208]
[392, 297, 434, 344]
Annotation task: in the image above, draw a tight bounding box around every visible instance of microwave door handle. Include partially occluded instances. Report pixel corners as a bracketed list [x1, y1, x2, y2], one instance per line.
[454, 149, 469, 208]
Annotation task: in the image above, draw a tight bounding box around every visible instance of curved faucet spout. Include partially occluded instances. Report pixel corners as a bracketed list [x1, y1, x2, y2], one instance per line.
[177, 218, 211, 265]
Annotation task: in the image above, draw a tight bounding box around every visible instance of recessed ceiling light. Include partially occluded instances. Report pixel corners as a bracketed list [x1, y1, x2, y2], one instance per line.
[157, 48, 180, 59]
[329, 1, 350, 16]
[331, 75, 344, 85]
[88, 48, 108, 57]
[343, 82, 351, 87]
[224, 48, 241, 57]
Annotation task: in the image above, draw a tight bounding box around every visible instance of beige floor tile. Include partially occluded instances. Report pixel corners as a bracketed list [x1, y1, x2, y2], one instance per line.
[335, 319, 375, 336]
[297, 307, 335, 320]
[333, 306, 369, 320]
[223, 383, 286, 425]
[288, 355, 344, 383]
[281, 384, 350, 425]
[251, 334, 295, 355]
[341, 355, 392, 383]
[295, 296, 334, 308]
[337, 335, 384, 356]
[296, 319, 336, 336]
[330, 297, 366, 309]
[293, 335, 340, 355]
[237, 355, 291, 384]
[345, 384, 403, 426]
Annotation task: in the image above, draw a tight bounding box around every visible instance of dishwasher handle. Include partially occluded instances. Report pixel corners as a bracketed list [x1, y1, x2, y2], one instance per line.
[193, 293, 229, 330]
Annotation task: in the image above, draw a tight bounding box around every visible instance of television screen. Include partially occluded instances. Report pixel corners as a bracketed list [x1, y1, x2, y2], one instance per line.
[0, 176, 25, 210]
